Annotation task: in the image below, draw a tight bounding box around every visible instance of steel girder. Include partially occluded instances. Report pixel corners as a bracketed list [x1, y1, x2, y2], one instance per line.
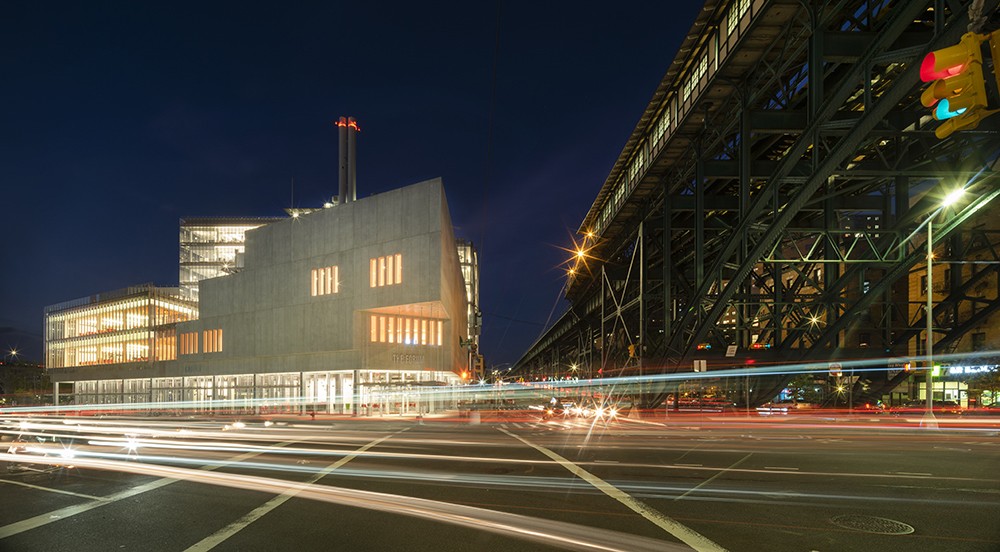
[514, 0, 1000, 408]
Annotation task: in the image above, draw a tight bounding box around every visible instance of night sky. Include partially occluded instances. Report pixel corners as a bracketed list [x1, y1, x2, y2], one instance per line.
[1, 2, 702, 367]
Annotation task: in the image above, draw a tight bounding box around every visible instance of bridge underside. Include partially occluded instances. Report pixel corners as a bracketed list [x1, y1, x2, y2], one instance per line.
[515, 0, 1000, 408]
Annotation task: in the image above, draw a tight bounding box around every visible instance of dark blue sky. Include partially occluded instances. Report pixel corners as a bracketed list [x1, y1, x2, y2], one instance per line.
[0, 2, 702, 366]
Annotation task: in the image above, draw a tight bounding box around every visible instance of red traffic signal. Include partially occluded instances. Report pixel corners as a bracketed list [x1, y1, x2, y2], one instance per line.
[919, 32, 1000, 139]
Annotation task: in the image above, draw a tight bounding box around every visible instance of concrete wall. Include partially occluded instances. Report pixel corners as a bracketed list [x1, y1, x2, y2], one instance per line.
[164, 178, 467, 379]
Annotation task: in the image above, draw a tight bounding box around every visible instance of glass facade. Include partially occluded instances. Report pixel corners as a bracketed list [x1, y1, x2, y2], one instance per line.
[68, 369, 460, 415]
[456, 239, 480, 347]
[45, 286, 197, 369]
[179, 218, 281, 302]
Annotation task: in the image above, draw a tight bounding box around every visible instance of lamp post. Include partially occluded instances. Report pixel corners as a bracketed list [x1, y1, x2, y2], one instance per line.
[924, 188, 964, 426]
[925, 217, 935, 425]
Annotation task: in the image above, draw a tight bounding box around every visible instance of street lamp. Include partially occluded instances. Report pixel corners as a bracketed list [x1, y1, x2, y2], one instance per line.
[925, 188, 964, 425]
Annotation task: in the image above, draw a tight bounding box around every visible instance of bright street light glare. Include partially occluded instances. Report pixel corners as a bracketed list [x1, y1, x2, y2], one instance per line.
[942, 188, 964, 207]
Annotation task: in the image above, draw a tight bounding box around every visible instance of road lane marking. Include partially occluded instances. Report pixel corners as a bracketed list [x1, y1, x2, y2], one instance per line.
[499, 427, 727, 552]
[0, 440, 297, 540]
[0, 477, 107, 501]
[764, 466, 799, 471]
[619, 417, 667, 427]
[894, 471, 932, 476]
[675, 463, 703, 467]
[674, 453, 753, 502]
[186, 428, 409, 552]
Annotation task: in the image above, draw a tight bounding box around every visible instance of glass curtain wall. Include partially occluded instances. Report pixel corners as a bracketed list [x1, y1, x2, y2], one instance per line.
[45, 287, 196, 370]
[179, 218, 281, 302]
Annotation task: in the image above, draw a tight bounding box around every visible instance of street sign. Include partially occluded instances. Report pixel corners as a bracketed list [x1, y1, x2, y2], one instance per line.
[694, 359, 707, 372]
[726, 345, 737, 357]
[829, 362, 843, 377]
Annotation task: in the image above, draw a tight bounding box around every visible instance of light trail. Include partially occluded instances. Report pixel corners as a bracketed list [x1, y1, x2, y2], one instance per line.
[0, 453, 688, 552]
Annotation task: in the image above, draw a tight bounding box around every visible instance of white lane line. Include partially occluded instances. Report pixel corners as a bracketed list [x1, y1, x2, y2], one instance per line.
[674, 453, 753, 503]
[763, 466, 799, 471]
[498, 427, 727, 552]
[619, 417, 667, 427]
[0, 477, 106, 501]
[0, 440, 296, 540]
[186, 429, 408, 552]
[894, 471, 932, 477]
[674, 463, 703, 467]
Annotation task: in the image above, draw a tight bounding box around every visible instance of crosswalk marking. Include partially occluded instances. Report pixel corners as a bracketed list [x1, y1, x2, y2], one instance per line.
[186, 429, 408, 551]
[0, 442, 297, 540]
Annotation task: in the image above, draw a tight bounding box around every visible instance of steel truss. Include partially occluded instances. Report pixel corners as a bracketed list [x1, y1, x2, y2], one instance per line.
[515, 0, 1000, 409]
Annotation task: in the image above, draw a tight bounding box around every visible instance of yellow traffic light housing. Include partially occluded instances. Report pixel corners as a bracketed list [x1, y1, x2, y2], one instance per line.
[919, 31, 1000, 139]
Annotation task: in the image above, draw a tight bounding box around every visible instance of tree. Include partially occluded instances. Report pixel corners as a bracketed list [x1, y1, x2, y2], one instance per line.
[785, 373, 825, 404]
[969, 366, 1000, 405]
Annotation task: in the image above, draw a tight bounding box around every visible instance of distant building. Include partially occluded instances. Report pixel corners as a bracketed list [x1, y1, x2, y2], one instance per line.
[898, 210, 1000, 407]
[179, 218, 282, 302]
[456, 239, 483, 378]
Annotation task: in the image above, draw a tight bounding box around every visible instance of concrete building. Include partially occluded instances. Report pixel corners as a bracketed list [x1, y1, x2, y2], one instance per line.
[46, 179, 469, 414]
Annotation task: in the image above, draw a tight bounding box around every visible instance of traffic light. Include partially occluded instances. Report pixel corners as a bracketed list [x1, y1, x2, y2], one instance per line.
[920, 31, 1000, 139]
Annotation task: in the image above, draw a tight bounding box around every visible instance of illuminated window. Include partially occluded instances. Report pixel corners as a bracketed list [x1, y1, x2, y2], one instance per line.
[727, 0, 750, 36]
[369, 254, 403, 288]
[311, 266, 340, 296]
[180, 332, 199, 355]
[203, 329, 223, 353]
[370, 315, 443, 347]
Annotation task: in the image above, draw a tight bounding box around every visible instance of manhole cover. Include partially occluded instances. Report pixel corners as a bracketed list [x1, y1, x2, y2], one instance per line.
[830, 514, 914, 535]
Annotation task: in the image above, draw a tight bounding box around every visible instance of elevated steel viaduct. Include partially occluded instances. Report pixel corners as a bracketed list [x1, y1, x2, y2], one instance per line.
[513, 0, 1000, 408]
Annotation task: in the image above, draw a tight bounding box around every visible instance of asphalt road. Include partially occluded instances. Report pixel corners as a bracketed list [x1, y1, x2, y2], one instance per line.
[1, 414, 999, 551]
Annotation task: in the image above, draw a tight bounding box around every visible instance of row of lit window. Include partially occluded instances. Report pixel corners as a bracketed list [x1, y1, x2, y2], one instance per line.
[204, 329, 223, 353]
[311, 266, 340, 296]
[179, 329, 223, 354]
[594, 0, 752, 237]
[180, 332, 198, 355]
[370, 254, 402, 287]
[369, 315, 442, 346]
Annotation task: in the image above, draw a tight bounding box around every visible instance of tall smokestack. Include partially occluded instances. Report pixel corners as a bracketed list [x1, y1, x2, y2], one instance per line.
[347, 117, 358, 202]
[337, 117, 348, 204]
